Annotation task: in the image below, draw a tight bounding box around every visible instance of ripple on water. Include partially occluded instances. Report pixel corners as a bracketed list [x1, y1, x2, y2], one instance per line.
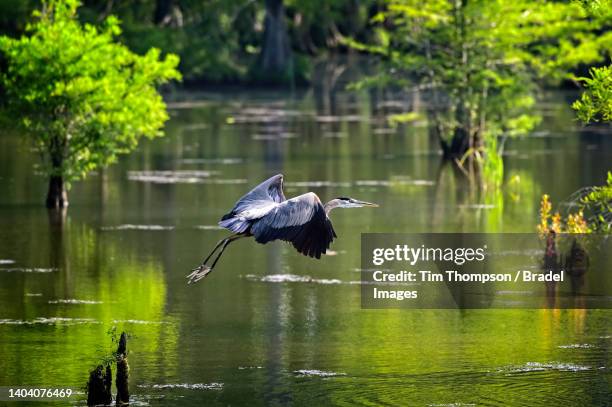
[115, 396, 151, 406]
[128, 171, 246, 185]
[315, 114, 365, 123]
[557, 344, 596, 349]
[48, 299, 103, 305]
[179, 158, 243, 165]
[252, 133, 296, 140]
[352, 268, 392, 273]
[499, 361, 591, 374]
[138, 383, 223, 390]
[194, 225, 223, 230]
[101, 224, 175, 231]
[373, 128, 397, 135]
[285, 181, 352, 188]
[244, 273, 412, 287]
[0, 317, 99, 325]
[0, 267, 57, 273]
[294, 370, 347, 377]
[355, 179, 435, 187]
[0, 259, 15, 264]
[245, 274, 342, 285]
[206, 178, 248, 184]
[458, 204, 496, 209]
[128, 170, 216, 184]
[495, 291, 533, 296]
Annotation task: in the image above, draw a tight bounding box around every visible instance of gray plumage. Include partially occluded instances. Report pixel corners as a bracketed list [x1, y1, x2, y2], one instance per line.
[187, 173, 377, 284]
[220, 175, 336, 258]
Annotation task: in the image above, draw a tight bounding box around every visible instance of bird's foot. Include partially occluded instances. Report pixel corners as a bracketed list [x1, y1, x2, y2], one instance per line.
[186, 264, 212, 284]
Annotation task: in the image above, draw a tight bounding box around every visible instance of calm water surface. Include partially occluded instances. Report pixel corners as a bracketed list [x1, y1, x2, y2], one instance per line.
[0, 85, 610, 406]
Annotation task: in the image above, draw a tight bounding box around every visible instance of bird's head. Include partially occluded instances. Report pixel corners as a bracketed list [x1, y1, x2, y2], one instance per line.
[333, 197, 379, 208]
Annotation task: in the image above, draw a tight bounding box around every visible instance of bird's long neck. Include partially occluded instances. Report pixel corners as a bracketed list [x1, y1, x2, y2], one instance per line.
[324, 199, 341, 215]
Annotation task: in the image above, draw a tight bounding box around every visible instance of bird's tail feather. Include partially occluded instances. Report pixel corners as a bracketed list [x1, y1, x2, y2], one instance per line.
[218, 217, 250, 233]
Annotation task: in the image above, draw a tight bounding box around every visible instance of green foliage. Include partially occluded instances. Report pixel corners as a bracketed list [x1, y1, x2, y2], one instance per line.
[481, 136, 503, 189]
[579, 172, 612, 232]
[537, 194, 591, 235]
[572, 65, 612, 123]
[97, 327, 133, 366]
[0, 0, 181, 184]
[388, 111, 422, 127]
[0, 0, 380, 83]
[570, 0, 612, 124]
[540, 172, 612, 234]
[101, 0, 253, 83]
[353, 0, 611, 163]
[285, 0, 371, 53]
[574, 0, 612, 18]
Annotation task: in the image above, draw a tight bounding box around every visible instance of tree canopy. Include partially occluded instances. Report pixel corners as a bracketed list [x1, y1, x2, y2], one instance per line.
[0, 0, 181, 207]
[573, 66, 612, 122]
[350, 0, 611, 183]
[572, 0, 612, 123]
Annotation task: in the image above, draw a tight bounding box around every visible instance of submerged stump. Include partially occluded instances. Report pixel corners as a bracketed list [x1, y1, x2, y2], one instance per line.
[86, 331, 130, 406]
[115, 332, 130, 405]
[87, 364, 112, 406]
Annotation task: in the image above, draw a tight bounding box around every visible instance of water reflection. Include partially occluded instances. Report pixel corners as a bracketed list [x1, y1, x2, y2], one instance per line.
[0, 83, 610, 405]
[0, 214, 177, 392]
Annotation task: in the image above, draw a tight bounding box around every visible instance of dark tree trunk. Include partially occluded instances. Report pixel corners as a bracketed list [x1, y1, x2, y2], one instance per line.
[46, 175, 68, 209]
[86, 365, 112, 406]
[442, 122, 483, 160]
[154, 0, 172, 25]
[442, 0, 478, 161]
[154, 0, 183, 27]
[115, 332, 129, 405]
[258, 0, 292, 79]
[443, 126, 470, 159]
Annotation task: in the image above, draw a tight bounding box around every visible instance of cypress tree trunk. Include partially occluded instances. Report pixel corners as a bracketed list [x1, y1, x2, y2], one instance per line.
[443, 0, 474, 161]
[46, 137, 68, 209]
[46, 175, 68, 209]
[154, 0, 182, 27]
[154, 0, 173, 25]
[258, 0, 292, 80]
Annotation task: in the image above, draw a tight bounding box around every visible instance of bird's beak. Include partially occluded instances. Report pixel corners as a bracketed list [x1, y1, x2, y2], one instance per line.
[355, 200, 379, 207]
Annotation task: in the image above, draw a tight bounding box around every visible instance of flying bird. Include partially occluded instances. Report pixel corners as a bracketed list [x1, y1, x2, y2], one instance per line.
[187, 174, 378, 284]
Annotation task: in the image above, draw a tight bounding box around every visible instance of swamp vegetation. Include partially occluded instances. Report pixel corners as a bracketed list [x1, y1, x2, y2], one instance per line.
[0, 1, 610, 405]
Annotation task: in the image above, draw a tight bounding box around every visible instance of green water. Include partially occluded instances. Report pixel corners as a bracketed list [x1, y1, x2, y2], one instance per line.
[0, 86, 610, 406]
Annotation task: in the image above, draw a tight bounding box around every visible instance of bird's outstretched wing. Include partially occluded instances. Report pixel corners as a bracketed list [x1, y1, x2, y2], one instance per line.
[219, 174, 286, 233]
[250, 192, 337, 259]
[236, 173, 286, 204]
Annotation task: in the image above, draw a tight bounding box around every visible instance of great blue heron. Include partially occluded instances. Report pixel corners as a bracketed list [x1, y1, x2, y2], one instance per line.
[187, 174, 378, 284]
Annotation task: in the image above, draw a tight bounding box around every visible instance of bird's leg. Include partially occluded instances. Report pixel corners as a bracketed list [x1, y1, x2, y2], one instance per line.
[208, 235, 241, 269]
[200, 238, 227, 266]
[186, 237, 229, 284]
[187, 235, 242, 284]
